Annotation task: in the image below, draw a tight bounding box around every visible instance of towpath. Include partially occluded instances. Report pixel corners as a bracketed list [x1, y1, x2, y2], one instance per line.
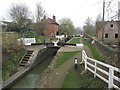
[38, 46, 82, 88]
[37, 38, 93, 88]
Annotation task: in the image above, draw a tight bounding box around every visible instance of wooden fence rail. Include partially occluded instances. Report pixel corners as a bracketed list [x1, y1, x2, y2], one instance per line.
[82, 50, 120, 89]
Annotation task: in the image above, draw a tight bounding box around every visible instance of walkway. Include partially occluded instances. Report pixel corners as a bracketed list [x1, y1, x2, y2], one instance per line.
[38, 49, 82, 88]
[58, 46, 82, 52]
[37, 38, 83, 88]
[37, 37, 94, 88]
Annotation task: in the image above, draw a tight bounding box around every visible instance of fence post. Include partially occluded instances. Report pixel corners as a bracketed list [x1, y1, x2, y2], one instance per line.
[84, 55, 87, 70]
[94, 61, 97, 78]
[82, 50, 84, 62]
[108, 66, 114, 88]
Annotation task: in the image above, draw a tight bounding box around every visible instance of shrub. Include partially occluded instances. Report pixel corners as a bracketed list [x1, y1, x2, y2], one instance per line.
[2, 32, 24, 52]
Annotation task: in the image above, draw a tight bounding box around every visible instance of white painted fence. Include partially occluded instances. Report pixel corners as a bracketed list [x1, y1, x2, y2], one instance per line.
[82, 50, 120, 89]
[55, 35, 65, 39]
[18, 38, 36, 45]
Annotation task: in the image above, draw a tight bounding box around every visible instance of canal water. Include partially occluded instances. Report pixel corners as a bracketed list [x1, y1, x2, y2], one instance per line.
[10, 56, 54, 88]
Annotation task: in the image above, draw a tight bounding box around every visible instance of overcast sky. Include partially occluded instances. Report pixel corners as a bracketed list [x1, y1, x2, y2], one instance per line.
[0, 0, 119, 27]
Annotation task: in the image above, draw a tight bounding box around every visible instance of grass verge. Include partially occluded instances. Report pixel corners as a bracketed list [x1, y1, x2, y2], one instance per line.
[68, 37, 80, 44]
[62, 65, 107, 88]
[82, 38, 103, 62]
[55, 51, 80, 68]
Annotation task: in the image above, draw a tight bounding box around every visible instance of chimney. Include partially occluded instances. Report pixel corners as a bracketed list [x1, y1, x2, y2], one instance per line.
[53, 15, 56, 21]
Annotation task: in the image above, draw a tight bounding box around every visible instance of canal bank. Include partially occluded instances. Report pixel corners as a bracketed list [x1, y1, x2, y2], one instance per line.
[2, 46, 59, 89]
[11, 56, 55, 88]
[36, 46, 82, 88]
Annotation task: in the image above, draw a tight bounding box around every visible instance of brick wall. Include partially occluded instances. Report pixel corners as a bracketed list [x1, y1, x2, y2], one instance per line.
[45, 24, 58, 36]
[103, 21, 118, 43]
[44, 16, 59, 36]
[96, 21, 119, 44]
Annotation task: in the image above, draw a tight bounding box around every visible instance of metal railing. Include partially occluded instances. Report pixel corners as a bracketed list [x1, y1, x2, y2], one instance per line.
[82, 50, 120, 89]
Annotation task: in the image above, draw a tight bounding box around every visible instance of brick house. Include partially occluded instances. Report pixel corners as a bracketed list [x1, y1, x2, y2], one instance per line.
[96, 21, 120, 44]
[43, 15, 59, 36]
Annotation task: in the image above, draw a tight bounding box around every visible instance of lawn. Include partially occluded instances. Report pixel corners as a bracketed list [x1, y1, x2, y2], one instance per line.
[68, 37, 80, 44]
[55, 51, 80, 68]
[82, 38, 103, 62]
[62, 66, 107, 88]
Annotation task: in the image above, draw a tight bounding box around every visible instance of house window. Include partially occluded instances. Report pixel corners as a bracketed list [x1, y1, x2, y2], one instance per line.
[105, 33, 108, 38]
[110, 24, 114, 28]
[115, 34, 118, 38]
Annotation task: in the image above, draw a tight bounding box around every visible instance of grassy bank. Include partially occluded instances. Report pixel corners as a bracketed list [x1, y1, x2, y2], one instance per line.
[2, 49, 26, 81]
[55, 51, 80, 68]
[2, 32, 27, 80]
[68, 37, 80, 44]
[82, 38, 103, 61]
[62, 66, 107, 88]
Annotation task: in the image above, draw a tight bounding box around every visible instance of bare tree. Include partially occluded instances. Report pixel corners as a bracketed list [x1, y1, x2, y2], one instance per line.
[9, 4, 31, 32]
[35, 2, 45, 23]
[34, 2, 48, 35]
[85, 17, 93, 25]
[34, 19, 48, 35]
[83, 17, 95, 35]
[9, 4, 30, 24]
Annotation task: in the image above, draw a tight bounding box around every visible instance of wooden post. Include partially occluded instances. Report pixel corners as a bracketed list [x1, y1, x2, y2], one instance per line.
[85, 55, 87, 70]
[82, 50, 84, 62]
[108, 66, 114, 88]
[94, 61, 97, 78]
